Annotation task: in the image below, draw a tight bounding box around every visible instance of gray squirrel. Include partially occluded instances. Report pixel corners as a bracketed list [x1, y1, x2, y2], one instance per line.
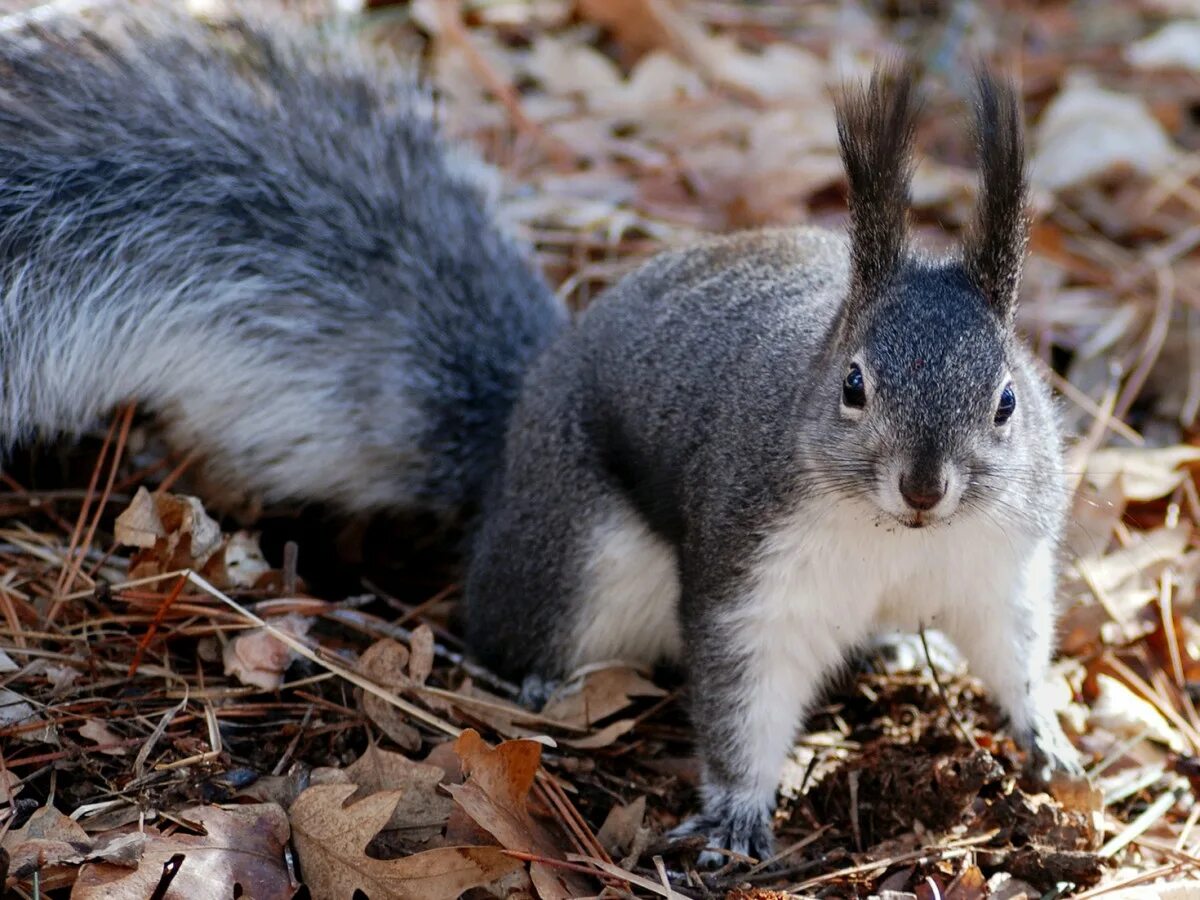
[466, 66, 1083, 860]
[0, 9, 1081, 865]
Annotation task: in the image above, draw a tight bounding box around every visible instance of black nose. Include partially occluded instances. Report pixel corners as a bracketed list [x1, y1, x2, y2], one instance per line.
[899, 476, 944, 511]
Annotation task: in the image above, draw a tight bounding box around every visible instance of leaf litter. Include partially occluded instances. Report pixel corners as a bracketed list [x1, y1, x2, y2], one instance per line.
[3, 0, 1200, 897]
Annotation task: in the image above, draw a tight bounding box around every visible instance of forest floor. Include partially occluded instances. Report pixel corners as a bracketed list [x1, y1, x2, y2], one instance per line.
[4, 0, 1200, 897]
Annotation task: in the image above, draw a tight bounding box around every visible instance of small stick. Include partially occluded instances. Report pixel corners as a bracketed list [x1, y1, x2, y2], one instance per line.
[919, 626, 980, 751]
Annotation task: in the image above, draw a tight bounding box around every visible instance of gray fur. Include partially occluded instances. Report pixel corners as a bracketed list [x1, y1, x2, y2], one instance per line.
[467, 70, 1078, 863]
[0, 9, 564, 518]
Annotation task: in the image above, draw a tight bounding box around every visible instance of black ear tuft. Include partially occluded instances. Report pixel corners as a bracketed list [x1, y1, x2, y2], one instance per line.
[834, 62, 921, 316]
[963, 69, 1028, 324]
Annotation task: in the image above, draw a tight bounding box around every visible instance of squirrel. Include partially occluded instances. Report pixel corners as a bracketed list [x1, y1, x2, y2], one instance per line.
[0, 8, 1081, 865]
[464, 69, 1084, 860]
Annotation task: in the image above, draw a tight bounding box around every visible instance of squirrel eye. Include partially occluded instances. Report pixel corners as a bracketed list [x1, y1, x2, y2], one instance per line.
[842, 364, 866, 409]
[994, 383, 1016, 425]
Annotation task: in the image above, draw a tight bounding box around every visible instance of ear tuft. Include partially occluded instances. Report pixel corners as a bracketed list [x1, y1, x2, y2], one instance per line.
[834, 62, 921, 315]
[963, 69, 1028, 324]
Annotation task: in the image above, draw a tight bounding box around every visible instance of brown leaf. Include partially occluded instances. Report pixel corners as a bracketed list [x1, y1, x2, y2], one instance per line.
[541, 665, 665, 728]
[289, 783, 520, 899]
[596, 796, 646, 857]
[2, 805, 93, 882]
[408, 625, 435, 687]
[359, 639, 421, 750]
[576, 0, 676, 60]
[345, 743, 454, 843]
[78, 719, 128, 757]
[73, 804, 292, 900]
[447, 730, 589, 899]
[113, 487, 164, 549]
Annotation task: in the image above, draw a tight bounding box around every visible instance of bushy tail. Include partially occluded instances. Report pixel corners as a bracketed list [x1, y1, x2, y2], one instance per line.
[0, 6, 565, 518]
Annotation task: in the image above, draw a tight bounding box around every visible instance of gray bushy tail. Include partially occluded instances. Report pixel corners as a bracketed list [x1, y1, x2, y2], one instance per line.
[0, 8, 565, 518]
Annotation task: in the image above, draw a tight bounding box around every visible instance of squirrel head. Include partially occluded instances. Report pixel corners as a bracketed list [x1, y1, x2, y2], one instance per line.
[818, 63, 1040, 530]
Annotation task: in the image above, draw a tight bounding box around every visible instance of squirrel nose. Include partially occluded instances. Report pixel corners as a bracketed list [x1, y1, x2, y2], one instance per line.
[899, 476, 944, 511]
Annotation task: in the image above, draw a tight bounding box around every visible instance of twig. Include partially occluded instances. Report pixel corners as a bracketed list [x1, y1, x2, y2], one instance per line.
[919, 626, 980, 751]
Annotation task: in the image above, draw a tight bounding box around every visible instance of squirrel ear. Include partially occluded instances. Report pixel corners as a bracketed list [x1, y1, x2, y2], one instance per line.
[963, 69, 1028, 325]
[834, 62, 921, 316]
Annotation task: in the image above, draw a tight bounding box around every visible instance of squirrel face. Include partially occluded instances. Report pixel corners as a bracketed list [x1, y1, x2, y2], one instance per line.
[810, 65, 1036, 530]
[820, 262, 1021, 529]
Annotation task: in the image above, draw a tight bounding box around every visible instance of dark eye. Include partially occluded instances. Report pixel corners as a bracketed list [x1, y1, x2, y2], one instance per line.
[842, 364, 866, 409]
[994, 383, 1016, 425]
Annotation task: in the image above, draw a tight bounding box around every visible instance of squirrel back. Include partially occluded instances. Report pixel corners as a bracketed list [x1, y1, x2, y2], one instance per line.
[0, 8, 565, 518]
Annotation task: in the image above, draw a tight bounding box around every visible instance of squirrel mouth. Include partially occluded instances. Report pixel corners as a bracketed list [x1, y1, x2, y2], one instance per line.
[903, 514, 928, 529]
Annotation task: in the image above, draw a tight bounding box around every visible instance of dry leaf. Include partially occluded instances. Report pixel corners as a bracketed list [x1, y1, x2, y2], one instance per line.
[448, 730, 588, 899]
[78, 719, 127, 757]
[113, 487, 164, 549]
[223, 613, 313, 691]
[1089, 674, 1185, 752]
[290, 783, 520, 899]
[359, 639, 422, 750]
[73, 804, 292, 900]
[596, 796, 646, 857]
[1085, 445, 1200, 502]
[541, 665, 665, 728]
[576, 0, 678, 59]
[1127, 21, 1200, 71]
[345, 743, 454, 843]
[1032, 73, 1178, 191]
[408, 625, 435, 687]
[2, 805, 93, 883]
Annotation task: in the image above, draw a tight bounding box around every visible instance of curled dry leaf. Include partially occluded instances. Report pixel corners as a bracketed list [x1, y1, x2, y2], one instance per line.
[358, 639, 422, 750]
[290, 782, 520, 900]
[223, 613, 313, 691]
[72, 804, 293, 900]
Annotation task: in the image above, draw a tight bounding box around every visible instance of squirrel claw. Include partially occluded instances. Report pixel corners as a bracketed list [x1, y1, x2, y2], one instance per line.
[668, 811, 775, 869]
[1020, 719, 1085, 785]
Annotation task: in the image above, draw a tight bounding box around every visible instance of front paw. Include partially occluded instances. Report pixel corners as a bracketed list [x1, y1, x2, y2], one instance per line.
[669, 806, 774, 868]
[1019, 717, 1085, 785]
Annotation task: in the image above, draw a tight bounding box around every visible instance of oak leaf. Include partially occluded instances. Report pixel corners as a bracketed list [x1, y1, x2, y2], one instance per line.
[290, 783, 520, 899]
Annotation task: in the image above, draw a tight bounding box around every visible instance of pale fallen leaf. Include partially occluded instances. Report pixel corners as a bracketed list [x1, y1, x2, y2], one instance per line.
[1089, 674, 1185, 753]
[78, 719, 128, 757]
[0, 687, 56, 744]
[1127, 21, 1200, 71]
[223, 613, 313, 691]
[113, 486, 164, 549]
[1085, 445, 1200, 502]
[217, 530, 272, 589]
[290, 783, 520, 899]
[541, 665, 665, 728]
[1032, 73, 1178, 192]
[74, 804, 292, 900]
[1074, 525, 1190, 598]
[408, 625, 435, 687]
